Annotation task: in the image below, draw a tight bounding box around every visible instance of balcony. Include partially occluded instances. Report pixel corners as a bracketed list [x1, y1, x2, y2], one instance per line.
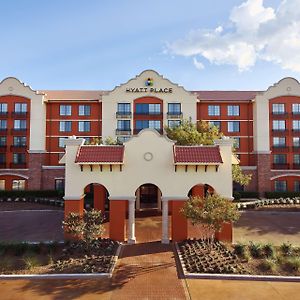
[293, 146, 300, 152]
[10, 145, 27, 152]
[167, 112, 183, 119]
[0, 145, 7, 152]
[272, 163, 289, 169]
[293, 163, 300, 169]
[0, 163, 6, 169]
[115, 129, 131, 136]
[134, 112, 163, 117]
[11, 111, 28, 118]
[0, 112, 8, 118]
[134, 128, 163, 135]
[272, 146, 289, 152]
[0, 128, 8, 134]
[10, 163, 27, 169]
[116, 112, 132, 119]
[292, 129, 300, 135]
[272, 129, 288, 135]
[271, 112, 288, 117]
[11, 128, 27, 135]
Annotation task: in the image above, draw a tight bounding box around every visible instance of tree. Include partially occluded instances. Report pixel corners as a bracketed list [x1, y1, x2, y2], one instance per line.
[181, 194, 240, 245]
[165, 119, 251, 186]
[63, 209, 105, 253]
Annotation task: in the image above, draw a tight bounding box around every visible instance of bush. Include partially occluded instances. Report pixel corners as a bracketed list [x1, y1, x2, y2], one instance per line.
[263, 243, 276, 258]
[23, 255, 40, 270]
[264, 192, 300, 199]
[259, 259, 277, 272]
[233, 192, 241, 201]
[0, 190, 64, 199]
[283, 257, 300, 272]
[239, 191, 259, 199]
[280, 242, 293, 256]
[249, 242, 264, 258]
[234, 242, 247, 257]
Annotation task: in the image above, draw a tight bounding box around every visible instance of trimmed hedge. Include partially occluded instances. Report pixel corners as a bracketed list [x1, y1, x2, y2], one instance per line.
[0, 190, 64, 198]
[239, 191, 259, 199]
[265, 192, 300, 199]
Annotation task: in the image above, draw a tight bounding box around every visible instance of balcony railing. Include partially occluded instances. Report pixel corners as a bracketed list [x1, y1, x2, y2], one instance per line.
[134, 112, 162, 116]
[115, 129, 131, 136]
[272, 163, 289, 169]
[11, 111, 28, 118]
[0, 128, 8, 133]
[167, 112, 183, 119]
[11, 128, 27, 134]
[0, 112, 8, 117]
[272, 129, 287, 134]
[10, 145, 27, 151]
[116, 112, 132, 119]
[0, 163, 6, 169]
[272, 112, 288, 116]
[10, 163, 27, 169]
[293, 163, 300, 169]
[134, 128, 163, 135]
[293, 146, 300, 152]
[0, 145, 7, 152]
[272, 146, 289, 152]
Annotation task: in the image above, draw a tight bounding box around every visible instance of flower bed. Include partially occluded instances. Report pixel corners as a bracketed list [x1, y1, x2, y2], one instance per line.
[177, 239, 300, 277]
[0, 239, 120, 275]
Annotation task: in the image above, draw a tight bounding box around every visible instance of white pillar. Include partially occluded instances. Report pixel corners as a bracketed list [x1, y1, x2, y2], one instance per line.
[136, 188, 140, 210]
[161, 199, 169, 244]
[127, 198, 136, 244]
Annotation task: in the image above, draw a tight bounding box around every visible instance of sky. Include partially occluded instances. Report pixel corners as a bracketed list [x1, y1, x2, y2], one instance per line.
[1, 0, 300, 91]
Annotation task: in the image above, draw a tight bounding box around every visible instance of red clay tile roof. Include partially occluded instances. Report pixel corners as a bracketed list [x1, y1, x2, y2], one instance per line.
[192, 91, 259, 101]
[173, 145, 223, 164]
[75, 146, 124, 163]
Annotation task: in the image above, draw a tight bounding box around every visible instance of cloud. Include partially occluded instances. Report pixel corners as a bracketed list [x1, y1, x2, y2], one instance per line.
[193, 57, 204, 70]
[167, 0, 300, 73]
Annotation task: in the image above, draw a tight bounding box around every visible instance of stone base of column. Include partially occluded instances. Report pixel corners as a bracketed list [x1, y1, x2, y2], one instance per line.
[161, 238, 170, 244]
[127, 238, 136, 244]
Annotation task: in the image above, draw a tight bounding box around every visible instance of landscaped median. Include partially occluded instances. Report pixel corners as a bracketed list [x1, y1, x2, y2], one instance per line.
[0, 240, 121, 279]
[176, 239, 300, 281]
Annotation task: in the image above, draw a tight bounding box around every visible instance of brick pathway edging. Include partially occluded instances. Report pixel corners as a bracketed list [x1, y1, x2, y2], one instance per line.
[175, 243, 300, 283]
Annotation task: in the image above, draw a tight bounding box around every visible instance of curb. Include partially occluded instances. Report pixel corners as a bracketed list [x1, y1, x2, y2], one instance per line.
[0, 244, 122, 280]
[175, 243, 300, 283]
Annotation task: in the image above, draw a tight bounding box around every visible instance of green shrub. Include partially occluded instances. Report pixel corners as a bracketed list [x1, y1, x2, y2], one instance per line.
[249, 242, 264, 258]
[239, 191, 259, 199]
[0, 190, 64, 199]
[283, 257, 300, 272]
[234, 242, 247, 257]
[280, 242, 293, 256]
[263, 243, 276, 258]
[12, 243, 29, 256]
[233, 192, 241, 201]
[264, 192, 300, 199]
[259, 259, 277, 272]
[23, 255, 40, 270]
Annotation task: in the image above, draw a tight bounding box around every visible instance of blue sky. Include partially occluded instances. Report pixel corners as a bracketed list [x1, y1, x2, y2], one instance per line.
[0, 0, 299, 91]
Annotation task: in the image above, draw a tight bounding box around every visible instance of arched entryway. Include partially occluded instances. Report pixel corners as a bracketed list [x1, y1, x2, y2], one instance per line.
[188, 183, 215, 198]
[0, 174, 28, 191]
[83, 183, 109, 212]
[135, 183, 162, 210]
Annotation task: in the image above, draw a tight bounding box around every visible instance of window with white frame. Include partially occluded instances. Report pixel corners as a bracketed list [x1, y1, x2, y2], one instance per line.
[294, 154, 300, 165]
[55, 179, 65, 191]
[59, 121, 72, 132]
[168, 103, 181, 115]
[0, 179, 5, 190]
[13, 153, 26, 164]
[14, 120, 26, 130]
[273, 154, 287, 164]
[209, 121, 221, 130]
[0, 103, 7, 114]
[292, 104, 300, 114]
[13, 136, 26, 146]
[294, 181, 300, 192]
[14, 103, 27, 113]
[293, 120, 300, 131]
[233, 137, 240, 149]
[78, 105, 91, 116]
[12, 179, 25, 190]
[117, 103, 131, 114]
[273, 137, 285, 148]
[208, 105, 220, 116]
[78, 121, 91, 132]
[227, 121, 240, 132]
[0, 137, 6, 146]
[272, 120, 285, 130]
[227, 105, 239, 116]
[0, 153, 5, 164]
[272, 103, 285, 114]
[117, 120, 131, 131]
[60, 105, 72, 116]
[274, 180, 287, 192]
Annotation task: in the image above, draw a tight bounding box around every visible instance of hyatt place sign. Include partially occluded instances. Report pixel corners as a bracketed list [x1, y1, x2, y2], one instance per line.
[125, 78, 173, 94]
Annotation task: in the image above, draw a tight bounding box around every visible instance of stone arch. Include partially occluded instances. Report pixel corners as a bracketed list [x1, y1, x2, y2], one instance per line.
[135, 182, 162, 211]
[83, 183, 109, 212]
[188, 183, 216, 198]
[0, 173, 28, 190]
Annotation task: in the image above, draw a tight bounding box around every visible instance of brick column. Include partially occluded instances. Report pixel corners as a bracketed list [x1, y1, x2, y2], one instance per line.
[93, 185, 106, 212]
[215, 222, 233, 243]
[256, 153, 271, 196]
[171, 200, 188, 242]
[28, 151, 46, 190]
[109, 200, 126, 242]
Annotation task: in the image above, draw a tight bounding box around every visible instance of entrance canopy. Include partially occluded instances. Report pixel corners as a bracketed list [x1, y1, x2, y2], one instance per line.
[62, 129, 234, 200]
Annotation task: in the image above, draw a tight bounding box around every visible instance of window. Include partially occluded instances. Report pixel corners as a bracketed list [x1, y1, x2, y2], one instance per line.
[272, 103, 285, 114]
[78, 105, 91, 116]
[136, 120, 161, 131]
[273, 154, 287, 164]
[208, 105, 220, 116]
[0, 153, 6, 164]
[293, 120, 300, 131]
[168, 103, 181, 114]
[294, 181, 300, 192]
[292, 104, 300, 114]
[59, 121, 72, 132]
[78, 121, 91, 132]
[13, 137, 26, 146]
[14, 120, 26, 130]
[117, 120, 131, 131]
[294, 154, 300, 165]
[293, 137, 300, 147]
[55, 179, 65, 191]
[272, 120, 285, 130]
[117, 103, 131, 114]
[0, 120, 7, 130]
[14, 103, 27, 113]
[13, 153, 26, 164]
[209, 121, 221, 130]
[168, 120, 181, 128]
[60, 105, 72, 116]
[227, 105, 239, 116]
[0, 180, 5, 190]
[233, 137, 240, 149]
[136, 103, 161, 115]
[273, 137, 285, 148]
[117, 136, 130, 143]
[227, 121, 240, 132]
[0, 103, 7, 114]
[274, 180, 287, 192]
[0, 137, 6, 146]
[58, 137, 67, 148]
[12, 180, 25, 191]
